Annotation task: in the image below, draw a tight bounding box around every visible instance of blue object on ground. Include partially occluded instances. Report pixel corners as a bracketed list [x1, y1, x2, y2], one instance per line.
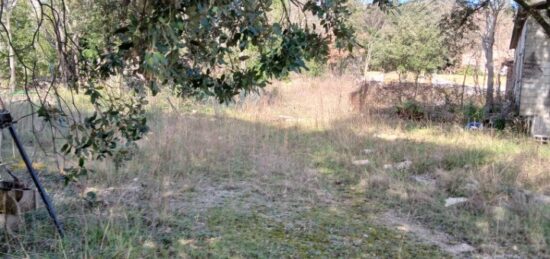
[466, 121, 483, 130]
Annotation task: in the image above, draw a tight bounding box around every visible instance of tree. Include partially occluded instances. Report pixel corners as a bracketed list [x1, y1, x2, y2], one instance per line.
[370, 2, 447, 83]
[450, 0, 550, 37]
[481, 0, 506, 114]
[446, 0, 550, 116]
[349, 0, 387, 75]
[2, 0, 18, 93]
[514, 0, 550, 36]
[1, 1, 52, 88]
[0, 0, 357, 179]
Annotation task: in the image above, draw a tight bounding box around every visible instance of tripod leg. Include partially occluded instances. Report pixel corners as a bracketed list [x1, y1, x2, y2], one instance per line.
[7, 126, 64, 238]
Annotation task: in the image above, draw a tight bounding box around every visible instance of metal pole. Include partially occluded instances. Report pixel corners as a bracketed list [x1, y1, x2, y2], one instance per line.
[7, 126, 65, 238]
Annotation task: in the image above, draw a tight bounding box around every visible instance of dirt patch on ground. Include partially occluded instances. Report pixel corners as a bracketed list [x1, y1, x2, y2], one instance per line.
[374, 211, 524, 258]
[83, 174, 335, 219]
[374, 211, 477, 258]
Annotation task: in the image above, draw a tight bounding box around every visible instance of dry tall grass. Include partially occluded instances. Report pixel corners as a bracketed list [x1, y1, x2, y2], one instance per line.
[0, 75, 548, 257]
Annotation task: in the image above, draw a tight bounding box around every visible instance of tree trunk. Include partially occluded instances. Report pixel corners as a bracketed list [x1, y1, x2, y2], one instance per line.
[460, 65, 469, 108]
[484, 47, 494, 113]
[6, 7, 16, 94]
[363, 45, 372, 79]
[483, 7, 498, 115]
[413, 73, 421, 100]
[504, 62, 515, 107]
[482, 0, 506, 116]
[51, 2, 74, 86]
[496, 66, 502, 102]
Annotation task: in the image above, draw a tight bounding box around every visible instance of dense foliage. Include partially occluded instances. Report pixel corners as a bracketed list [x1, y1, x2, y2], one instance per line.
[369, 3, 448, 79]
[0, 0, 358, 179]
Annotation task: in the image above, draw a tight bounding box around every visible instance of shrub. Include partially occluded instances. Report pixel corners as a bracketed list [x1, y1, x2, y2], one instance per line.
[306, 59, 326, 77]
[463, 102, 483, 122]
[492, 117, 506, 131]
[396, 100, 425, 120]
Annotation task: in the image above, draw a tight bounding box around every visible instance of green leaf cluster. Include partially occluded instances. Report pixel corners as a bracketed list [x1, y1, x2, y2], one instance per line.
[369, 2, 448, 77]
[19, 0, 357, 178]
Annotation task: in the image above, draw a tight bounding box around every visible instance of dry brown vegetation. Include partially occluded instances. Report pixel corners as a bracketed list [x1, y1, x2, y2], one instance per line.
[0, 75, 548, 257]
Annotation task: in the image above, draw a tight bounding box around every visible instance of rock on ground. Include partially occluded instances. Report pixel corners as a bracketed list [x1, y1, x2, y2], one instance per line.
[445, 197, 468, 207]
[352, 160, 370, 166]
[384, 160, 412, 171]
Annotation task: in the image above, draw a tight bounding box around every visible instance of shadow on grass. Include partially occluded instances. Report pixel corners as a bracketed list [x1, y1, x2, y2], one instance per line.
[1, 110, 539, 257]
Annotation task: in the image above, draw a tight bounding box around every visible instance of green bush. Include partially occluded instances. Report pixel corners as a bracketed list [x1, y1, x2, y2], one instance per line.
[396, 100, 425, 120]
[493, 117, 506, 130]
[463, 102, 483, 121]
[305, 59, 326, 77]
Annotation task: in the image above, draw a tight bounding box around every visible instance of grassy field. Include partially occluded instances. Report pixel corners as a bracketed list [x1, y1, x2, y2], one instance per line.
[0, 75, 549, 258]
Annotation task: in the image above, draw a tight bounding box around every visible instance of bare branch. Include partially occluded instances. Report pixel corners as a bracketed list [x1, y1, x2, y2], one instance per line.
[514, 0, 550, 36]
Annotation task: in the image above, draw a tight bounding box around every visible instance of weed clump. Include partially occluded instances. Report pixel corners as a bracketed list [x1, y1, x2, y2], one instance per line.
[396, 100, 425, 120]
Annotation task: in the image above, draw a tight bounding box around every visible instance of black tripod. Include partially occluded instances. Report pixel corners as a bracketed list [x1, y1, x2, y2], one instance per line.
[0, 110, 64, 237]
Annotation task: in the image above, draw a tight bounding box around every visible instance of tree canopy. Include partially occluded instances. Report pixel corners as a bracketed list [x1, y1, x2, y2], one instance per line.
[0, 0, 359, 179]
[368, 2, 448, 78]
